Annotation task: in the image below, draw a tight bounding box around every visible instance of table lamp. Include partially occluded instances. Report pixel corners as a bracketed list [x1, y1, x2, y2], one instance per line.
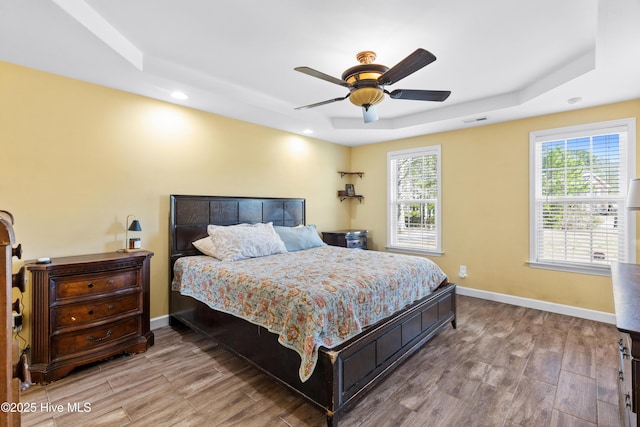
[125, 214, 143, 252]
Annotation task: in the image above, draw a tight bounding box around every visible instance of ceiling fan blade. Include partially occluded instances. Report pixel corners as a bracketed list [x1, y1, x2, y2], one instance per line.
[294, 66, 350, 87]
[294, 95, 349, 110]
[362, 105, 379, 123]
[389, 89, 451, 102]
[377, 49, 437, 86]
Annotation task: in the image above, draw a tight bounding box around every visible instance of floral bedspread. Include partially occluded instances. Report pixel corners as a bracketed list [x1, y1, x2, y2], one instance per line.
[171, 245, 447, 382]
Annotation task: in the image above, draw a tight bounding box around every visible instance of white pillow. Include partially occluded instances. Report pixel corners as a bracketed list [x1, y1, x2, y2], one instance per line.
[207, 223, 250, 235]
[207, 222, 287, 261]
[192, 236, 217, 257]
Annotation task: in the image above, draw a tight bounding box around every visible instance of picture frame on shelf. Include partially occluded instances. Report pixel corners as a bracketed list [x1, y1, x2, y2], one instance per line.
[346, 184, 355, 196]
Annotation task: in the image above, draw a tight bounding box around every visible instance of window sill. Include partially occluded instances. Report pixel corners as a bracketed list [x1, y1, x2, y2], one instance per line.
[527, 261, 611, 277]
[386, 246, 444, 257]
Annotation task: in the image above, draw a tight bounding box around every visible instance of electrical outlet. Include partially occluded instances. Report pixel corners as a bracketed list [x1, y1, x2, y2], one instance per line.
[459, 265, 467, 279]
[12, 312, 23, 332]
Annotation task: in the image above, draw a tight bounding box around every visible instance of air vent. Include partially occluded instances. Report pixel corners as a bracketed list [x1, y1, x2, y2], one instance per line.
[463, 117, 488, 124]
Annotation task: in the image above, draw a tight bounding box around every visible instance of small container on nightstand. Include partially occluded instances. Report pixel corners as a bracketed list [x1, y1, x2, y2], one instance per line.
[322, 230, 367, 250]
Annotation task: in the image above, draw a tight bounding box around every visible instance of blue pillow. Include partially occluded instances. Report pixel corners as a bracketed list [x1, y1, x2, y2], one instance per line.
[274, 225, 326, 252]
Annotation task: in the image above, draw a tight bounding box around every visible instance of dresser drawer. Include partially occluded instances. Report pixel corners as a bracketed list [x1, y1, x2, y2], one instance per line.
[52, 292, 141, 330]
[52, 270, 139, 300]
[346, 236, 366, 249]
[51, 316, 140, 359]
[322, 230, 368, 249]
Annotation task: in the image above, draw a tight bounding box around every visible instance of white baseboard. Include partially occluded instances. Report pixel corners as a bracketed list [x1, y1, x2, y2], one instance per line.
[456, 285, 616, 325]
[150, 314, 170, 330]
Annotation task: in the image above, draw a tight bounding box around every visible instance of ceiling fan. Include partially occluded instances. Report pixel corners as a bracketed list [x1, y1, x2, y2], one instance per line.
[294, 48, 451, 123]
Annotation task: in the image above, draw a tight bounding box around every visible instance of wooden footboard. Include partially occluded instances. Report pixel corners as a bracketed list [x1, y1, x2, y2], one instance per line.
[170, 281, 456, 426]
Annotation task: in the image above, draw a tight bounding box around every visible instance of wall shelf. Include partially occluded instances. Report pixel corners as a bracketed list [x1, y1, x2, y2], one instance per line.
[338, 171, 364, 179]
[337, 171, 364, 202]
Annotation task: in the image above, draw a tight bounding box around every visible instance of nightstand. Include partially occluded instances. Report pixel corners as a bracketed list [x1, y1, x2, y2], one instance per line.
[322, 230, 367, 250]
[27, 251, 154, 383]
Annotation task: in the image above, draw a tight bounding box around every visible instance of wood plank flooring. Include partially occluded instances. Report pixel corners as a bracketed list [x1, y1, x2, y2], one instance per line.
[21, 295, 622, 426]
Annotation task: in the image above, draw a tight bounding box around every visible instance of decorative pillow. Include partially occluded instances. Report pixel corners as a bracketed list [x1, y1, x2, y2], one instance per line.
[274, 224, 326, 252]
[207, 222, 287, 261]
[192, 236, 217, 257]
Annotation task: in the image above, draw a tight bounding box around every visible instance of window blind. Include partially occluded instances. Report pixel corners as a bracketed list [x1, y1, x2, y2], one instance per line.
[387, 146, 441, 253]
[530, 119, 635, 273]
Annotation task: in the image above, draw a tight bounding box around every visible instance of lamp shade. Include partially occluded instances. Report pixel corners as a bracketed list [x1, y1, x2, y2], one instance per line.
[626, 178, 640, 210]
[128, 219, 142, 231]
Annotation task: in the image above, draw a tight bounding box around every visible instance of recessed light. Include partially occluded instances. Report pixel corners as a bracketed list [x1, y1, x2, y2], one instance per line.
[302, 129, 313, 134]
[567, 97, 582, 105]
[171, 91, 188, 100]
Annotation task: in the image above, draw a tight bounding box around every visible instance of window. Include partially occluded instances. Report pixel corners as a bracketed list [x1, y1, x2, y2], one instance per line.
[387, 145, 441, 255]
[530, 118, 636, 275]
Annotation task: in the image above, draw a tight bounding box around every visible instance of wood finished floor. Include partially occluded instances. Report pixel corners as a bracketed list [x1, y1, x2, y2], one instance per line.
[21, 295, 622, 427]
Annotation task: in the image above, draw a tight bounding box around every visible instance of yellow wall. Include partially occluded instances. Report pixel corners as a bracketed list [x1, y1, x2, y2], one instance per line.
[351, 99, 640, 313]
[0, 61, 352, 341]
[2, 60, 639, 344]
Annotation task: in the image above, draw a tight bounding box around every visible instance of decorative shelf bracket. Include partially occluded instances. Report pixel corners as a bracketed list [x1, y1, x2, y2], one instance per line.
[339, 196, 364, 203]
[338, 172, 364, 179]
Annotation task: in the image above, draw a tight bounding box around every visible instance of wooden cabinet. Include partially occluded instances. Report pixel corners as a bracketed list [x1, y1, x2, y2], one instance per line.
[27, 251, 154, 383]
[1, 211, 26, 427]
[322, 230, 367, 250]
[611, 262, 640, 427]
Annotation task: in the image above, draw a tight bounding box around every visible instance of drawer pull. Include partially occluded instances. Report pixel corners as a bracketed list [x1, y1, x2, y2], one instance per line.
[87, 330, 112, 342]
[107, 279, 114, 285]
[87, 283, 94, 288]
[620, 345, 629, 359]
[619, 339, 630, 358]
[108, 305, 114, 310]
[88, 310, 94, 315]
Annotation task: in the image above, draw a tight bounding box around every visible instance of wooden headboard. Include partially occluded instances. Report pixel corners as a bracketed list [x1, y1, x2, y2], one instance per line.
[169, 195, 305, 263]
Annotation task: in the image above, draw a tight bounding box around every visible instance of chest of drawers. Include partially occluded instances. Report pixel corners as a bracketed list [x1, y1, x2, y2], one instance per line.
[611, 262, 640, 427]
[27, 251, 154, 383]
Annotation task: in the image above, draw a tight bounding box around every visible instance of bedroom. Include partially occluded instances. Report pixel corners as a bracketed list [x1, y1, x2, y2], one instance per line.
[1, 0, 639, 426]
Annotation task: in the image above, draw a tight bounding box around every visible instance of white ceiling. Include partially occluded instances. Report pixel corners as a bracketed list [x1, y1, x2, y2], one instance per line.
[1, 0, 639, 146]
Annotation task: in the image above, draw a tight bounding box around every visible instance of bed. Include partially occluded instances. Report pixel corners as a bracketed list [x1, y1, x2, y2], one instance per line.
[168, 195, 456, 426]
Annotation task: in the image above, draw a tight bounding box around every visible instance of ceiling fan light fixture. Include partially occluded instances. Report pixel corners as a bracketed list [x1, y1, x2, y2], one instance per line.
[342, 63, 389, 84]
[349, 87, 385, 108]
[294, 48, 451, 123]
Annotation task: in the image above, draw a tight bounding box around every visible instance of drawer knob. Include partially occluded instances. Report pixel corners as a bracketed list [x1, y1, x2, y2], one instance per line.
[12, 243, 22, 259]
[107, 279, 114, 285]
[87, 283, 94, 288]
[87, 329, 112, 342]
[88, 310, 94, 316]
[108, 305, 114, 310]
[12, 266, 26, 292]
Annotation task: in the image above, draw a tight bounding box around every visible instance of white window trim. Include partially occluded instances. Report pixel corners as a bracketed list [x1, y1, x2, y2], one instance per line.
[386, 145, 443, 256]
[529, 118, 636, 276]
